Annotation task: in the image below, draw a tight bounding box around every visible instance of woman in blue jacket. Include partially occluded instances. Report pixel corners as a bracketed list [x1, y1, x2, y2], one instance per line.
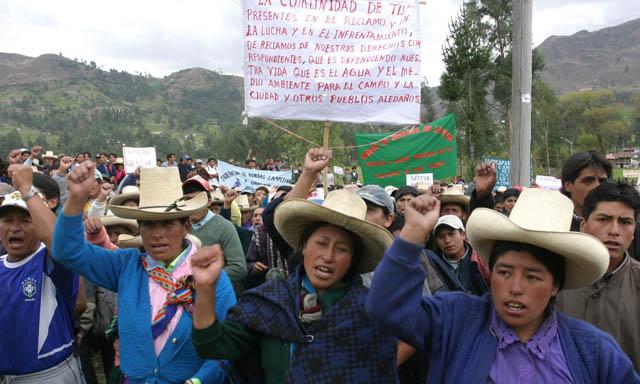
[367, 188, 639, 383]
[52, 163, 235, 384]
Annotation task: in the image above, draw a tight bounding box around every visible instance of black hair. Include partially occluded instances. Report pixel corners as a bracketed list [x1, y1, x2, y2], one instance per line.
[138, 217, 190, 227]
[276, 185, 293, 193]
[388, 213, 405, 234]
[582, 182, 640, 220]
[166, 153, 175, 160]
[489, 241, 566, 291]
[207, 157, 215, 163]
[33, 173, 60, 201]
[182, 182, 207, 195]
[502, 188, 520, 201]
[561, 151, 612, 197]
[395, 186, 418, 201]
[297, 221, 364, 281]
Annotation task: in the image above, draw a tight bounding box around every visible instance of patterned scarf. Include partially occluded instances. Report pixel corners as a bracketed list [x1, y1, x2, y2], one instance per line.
[141, 256, 195, 339]
[226, 265, 398, 384]
[299, 276, 322, 324]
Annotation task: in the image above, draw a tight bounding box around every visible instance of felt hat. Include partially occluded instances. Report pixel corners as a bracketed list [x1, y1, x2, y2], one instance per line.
[274, 190, 394, 274]
[439, 185, 470, 210]
[466, 188, 609, 289]
[110, 167, 207, 221]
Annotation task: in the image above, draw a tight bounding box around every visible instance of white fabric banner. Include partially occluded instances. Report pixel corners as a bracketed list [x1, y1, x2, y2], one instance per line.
[242, 0, 421, 125]
[218, 160, 292, 189]
[122, 147, 157, 174]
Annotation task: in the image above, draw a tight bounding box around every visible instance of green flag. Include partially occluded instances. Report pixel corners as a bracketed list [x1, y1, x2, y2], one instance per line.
[355, 114, 457, 187]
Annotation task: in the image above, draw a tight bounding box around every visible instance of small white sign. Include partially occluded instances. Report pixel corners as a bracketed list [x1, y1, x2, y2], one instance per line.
[622, 169, 640, 179]
[535, 175, 562, 190]
[122, 147, 157, 174]
[522, 93, 531, 104]
[333, 166, 344, 175]
[406, 173, 433, 188]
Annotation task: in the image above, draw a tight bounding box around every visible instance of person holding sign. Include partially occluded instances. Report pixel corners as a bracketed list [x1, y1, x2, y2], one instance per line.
[191, 150, 399, 383]
[366, 189, 638, 382]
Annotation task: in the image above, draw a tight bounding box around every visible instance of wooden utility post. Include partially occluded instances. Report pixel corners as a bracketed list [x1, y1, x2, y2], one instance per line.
[510, 0, 532, 186]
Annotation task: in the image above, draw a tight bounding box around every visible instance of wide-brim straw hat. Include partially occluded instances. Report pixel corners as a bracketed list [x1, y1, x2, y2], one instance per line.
[110, 167, 207, 221]
[439, 185, 470, 210]
[99, 211, 139, 234]
[210, 188, 224, 205]
[108, 186, 140, 208]
[274, 190, 394, 274]
[43, 151, 57, 159]
[466, 188, 609, 289]
[113, 157, 125, 166]
[118, 233, 202, 249]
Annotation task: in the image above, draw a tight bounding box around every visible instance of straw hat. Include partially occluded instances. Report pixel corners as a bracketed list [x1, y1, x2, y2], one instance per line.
[439, 185, 470, 210]
[118, 233, 202, 249]
[210, 188, 224, 205]
[108, 186, 140, 207]
[237, 194, 251, 211]
[110, 167, 207, 221]
[113, 157, 124, 166]
[274, 190, 394, 274]
[43, 151, 57, 159]
[99, 210, 139, 234]
[466, 188, 609, 289]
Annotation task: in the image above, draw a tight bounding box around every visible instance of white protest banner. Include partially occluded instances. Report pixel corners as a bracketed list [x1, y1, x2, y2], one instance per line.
[535, 175, 562, 190]
[333, 166, 344, 175]
[122, 147, 157, 174]
[242, 0, 421, 125]
[622, 169, 640, 179]
[218, 160, 292, 189]
[406, 173, 433, 188]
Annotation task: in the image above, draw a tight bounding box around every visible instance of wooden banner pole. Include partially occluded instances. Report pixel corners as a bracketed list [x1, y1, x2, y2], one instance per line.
[322, 121, 331, 196]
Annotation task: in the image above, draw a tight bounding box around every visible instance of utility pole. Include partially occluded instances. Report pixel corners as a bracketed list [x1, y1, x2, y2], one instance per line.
[510, 0, 532, 186]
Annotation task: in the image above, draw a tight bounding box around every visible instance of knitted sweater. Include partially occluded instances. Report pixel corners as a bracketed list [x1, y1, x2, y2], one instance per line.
[190, 214, 247, 284]
[366, 237, 639, 384]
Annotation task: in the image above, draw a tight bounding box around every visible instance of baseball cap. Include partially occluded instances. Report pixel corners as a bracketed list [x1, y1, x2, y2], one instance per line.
[182, 175, 212, 193]
[195, 159, 204, 164]
[0, 191, 29, 216]
[434, 215, 465, 234]
[356, 185, 395, 214]
[181, 154, 191, 161]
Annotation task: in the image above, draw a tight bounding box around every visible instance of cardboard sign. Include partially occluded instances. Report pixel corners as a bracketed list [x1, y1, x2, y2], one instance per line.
[535, 175, 562, 190]
[122, 147, 157, 174]
[242, 0, 421, 124]
[406, 173, 433, 188]
[218, 160, 292, 189]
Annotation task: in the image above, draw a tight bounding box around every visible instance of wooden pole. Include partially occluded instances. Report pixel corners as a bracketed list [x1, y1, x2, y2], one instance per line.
[322, 121, 331, 196]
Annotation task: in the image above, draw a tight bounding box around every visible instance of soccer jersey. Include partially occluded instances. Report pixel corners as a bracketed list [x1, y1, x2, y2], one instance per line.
[0, 244, 78, 374]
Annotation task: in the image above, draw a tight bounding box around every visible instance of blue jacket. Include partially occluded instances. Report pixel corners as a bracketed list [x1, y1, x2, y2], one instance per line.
[366, 237, 640, 384]
[52, 213, 236, 384]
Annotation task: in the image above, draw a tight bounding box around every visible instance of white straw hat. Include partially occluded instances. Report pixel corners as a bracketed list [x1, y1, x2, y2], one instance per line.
[466, 188, 609, 289]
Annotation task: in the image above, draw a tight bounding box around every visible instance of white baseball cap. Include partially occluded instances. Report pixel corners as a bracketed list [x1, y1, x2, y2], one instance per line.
[434, 215, 465, 233]
[0, 191, 29, 216]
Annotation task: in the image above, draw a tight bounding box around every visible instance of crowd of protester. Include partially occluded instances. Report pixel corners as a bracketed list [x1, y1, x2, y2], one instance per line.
[0, 144, 638, 383]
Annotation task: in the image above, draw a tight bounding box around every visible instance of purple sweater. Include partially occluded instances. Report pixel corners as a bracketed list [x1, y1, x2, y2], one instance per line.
[366, 237, 640, 383]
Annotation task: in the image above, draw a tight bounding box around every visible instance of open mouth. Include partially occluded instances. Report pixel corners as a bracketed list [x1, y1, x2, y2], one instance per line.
[7, 236, 25, 246]
[504, 301, 526, 313]
[315, 265, 334, 278]
[150, 244, 168, 252]
[603, 241, 621, 250]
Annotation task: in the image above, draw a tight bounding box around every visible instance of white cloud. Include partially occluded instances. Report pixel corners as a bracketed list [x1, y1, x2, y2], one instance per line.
[0, 0, 638, 85]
